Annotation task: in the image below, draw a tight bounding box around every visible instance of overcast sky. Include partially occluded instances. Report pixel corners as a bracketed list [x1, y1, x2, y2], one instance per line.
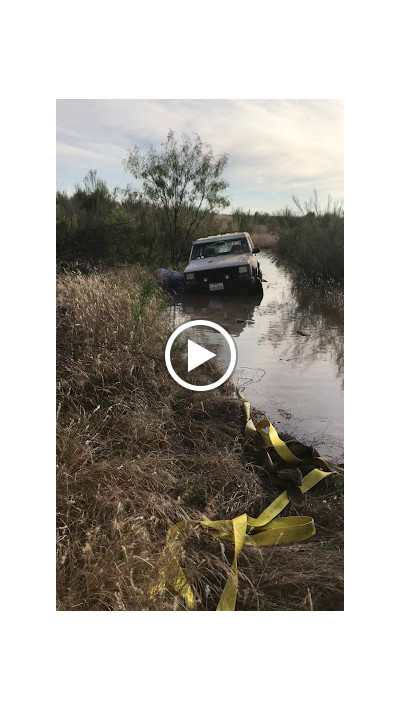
[56, 99, 343, 213]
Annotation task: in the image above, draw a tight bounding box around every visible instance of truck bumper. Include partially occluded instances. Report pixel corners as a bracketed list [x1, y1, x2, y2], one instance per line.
[184, 276, 256, 294]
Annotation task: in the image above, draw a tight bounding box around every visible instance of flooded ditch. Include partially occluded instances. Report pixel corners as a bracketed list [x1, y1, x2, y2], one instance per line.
[169, 250, 344, 463]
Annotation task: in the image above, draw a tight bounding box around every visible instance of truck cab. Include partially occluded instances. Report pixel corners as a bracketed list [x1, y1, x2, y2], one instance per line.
[183, 232, 262, 294]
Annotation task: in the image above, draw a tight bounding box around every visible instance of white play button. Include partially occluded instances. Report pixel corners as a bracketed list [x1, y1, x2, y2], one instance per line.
[187, 339, 216, 372]
[165, 319, 237, 392]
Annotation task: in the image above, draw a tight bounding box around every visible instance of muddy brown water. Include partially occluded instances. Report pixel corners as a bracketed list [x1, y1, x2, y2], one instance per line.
[169, 251, 344, 463]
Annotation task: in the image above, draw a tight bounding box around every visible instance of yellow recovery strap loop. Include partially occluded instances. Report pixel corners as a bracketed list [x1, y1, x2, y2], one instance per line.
[151, 396, 338, 611]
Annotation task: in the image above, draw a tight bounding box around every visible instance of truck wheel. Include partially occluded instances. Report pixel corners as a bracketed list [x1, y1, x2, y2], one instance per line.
[254, 278, 263, 295]
[248, 278, 263, 296]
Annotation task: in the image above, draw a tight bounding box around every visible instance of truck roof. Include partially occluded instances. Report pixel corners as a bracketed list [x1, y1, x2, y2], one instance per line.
[191, 232, 250, 244]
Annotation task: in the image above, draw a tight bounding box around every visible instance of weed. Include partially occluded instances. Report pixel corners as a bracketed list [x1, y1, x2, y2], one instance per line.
[56, 268, 343, 611]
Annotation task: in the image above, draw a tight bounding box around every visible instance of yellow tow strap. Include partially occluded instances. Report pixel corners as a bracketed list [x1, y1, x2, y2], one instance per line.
[151, 395, 338, 611]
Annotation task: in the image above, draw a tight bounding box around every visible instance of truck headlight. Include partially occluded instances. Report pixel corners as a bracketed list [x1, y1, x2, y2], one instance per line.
[238, 265, 249, 276]
[186, 273, 195, 280]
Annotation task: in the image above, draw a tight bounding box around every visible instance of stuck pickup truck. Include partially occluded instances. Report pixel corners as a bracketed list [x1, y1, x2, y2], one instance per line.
[183, 232, 262, 294]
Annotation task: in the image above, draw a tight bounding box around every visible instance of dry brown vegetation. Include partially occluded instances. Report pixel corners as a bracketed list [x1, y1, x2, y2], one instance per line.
[214, 214, 278, 249]
[251, 224, 278, 249]
[56, 268, 343, 611]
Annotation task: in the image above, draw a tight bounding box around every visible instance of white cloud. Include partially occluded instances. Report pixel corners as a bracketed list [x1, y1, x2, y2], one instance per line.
[56, 142, 105, 160]
[56, 99, 343, 211]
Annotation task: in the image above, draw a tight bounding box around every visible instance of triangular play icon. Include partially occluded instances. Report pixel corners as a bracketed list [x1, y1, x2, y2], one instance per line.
[187, 339, 216, 372]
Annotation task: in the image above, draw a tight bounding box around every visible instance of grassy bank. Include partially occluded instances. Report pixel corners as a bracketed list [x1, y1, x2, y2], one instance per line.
[270, 212, 344, 285]
[221, 197, 344, 285]
[56, 268, 343, 610]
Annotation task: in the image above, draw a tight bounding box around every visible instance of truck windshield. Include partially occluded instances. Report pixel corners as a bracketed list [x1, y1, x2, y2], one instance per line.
[191, 238, 250, 259]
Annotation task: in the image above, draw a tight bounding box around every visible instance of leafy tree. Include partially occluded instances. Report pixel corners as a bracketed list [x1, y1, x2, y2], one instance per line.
[123, 130, 230, 260]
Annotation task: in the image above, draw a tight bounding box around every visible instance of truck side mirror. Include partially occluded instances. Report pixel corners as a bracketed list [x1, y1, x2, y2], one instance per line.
[252, 247, 260, 254]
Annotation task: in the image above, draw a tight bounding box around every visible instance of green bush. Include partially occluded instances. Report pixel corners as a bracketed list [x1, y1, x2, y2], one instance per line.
[267, 195, 344, 285]
[57, 170, 222, 269]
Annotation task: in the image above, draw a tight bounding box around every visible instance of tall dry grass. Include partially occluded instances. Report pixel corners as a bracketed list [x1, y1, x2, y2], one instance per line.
[214, 214, 278, 249]
[56, 268, 343, 610]
[251, 224, 278, 249]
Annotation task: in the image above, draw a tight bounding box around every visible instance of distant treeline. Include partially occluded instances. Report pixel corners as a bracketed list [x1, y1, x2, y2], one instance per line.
[57, 172, 343, 285]
[57, 170, 221, 269]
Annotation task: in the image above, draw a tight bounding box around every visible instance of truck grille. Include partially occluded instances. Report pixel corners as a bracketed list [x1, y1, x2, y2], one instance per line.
[192, 266, 241, 282]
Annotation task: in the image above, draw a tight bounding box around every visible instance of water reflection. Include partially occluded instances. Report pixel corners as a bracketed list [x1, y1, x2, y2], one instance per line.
[261, 279, 344, 387]
[171, 290, 263, 338]
[168, 252, 344, 461]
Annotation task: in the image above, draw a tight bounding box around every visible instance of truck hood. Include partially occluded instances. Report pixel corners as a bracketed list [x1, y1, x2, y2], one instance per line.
[184, 253, 250, 273]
